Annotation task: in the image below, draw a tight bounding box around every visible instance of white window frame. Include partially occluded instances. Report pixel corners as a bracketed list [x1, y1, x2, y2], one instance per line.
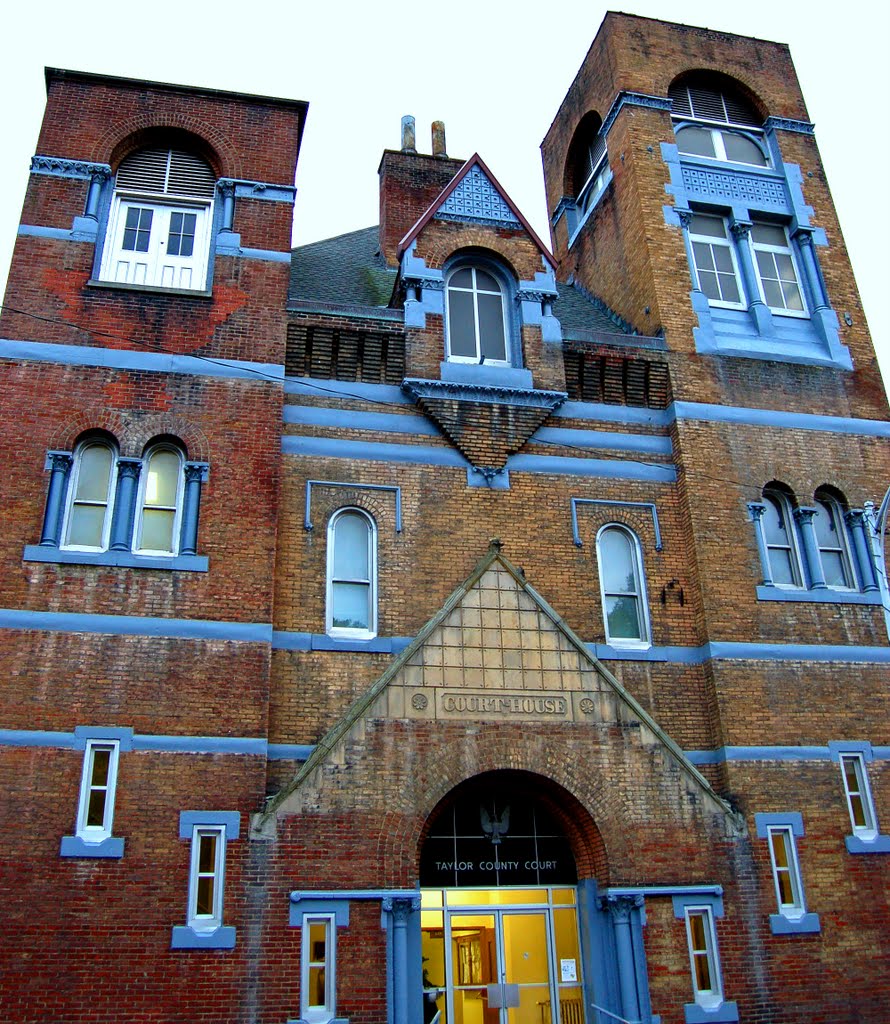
[61, 439, 118, 552]
[445, 265, 510, 366]
[301, 912, 336, 1024]
[75, 739, 120, 844]
[749, 223, 808, 318]
[812, 495, 856, 590]
[596, 524, 651, 649]
[576, 138, 609, 213]
[674, 123, 769, 167]
[187, 824, 226, 933]
[766, 825, 806, 920]
[326, 508, 378, 640]
[688, 214, 747, 310]
[133, 443, 185, 556]
[839, 753, 878, 840]
[683, 905, 723, 1009]
[761, 489, 805, 589]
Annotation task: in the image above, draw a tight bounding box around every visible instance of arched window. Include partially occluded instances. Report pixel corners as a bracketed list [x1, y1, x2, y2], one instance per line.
[669, 76, 768, 167]
[134, 444, 185, 555]
[567, 113, 608, 214]
[62, 438, 117, 551]
[99, 143, 216, 291]
[596, 525, 650, 646]
[812, 491, 855, 589]
[761, 487, 803, 587]
[327, 509, 377, 638]
[445, 265, 508, 365]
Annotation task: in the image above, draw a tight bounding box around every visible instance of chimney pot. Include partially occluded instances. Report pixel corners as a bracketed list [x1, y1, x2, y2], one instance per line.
[432, 120, 447, 158]
[401, 115, 416, 153]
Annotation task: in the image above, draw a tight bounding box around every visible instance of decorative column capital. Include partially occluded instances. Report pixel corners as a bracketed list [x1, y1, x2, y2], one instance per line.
[382, 895, 421, 920]
[46, 450, 74, 474]
[844, 507, 865, 528]
[729, 219, 753, 240]
[116, 458, 142, 481]
[748, 501, 766, 522]
[793, 227, 815, 248]
[600, 893, 644, 923]
[184, 461, 209, 483]
[217, 179, 236, 197]
[676, 208, 694, 229]
[793, 506, 817, 525]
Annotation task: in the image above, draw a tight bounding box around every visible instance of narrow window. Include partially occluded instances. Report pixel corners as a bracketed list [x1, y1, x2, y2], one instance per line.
[76, 740, 120, 843]
[327, 509, 377, 638]
[688, 215, 745, 307]
[63, 440, 117, 551]
[839, 754, 877, 838]
[750, 223, 806, 316]
[761, 490, 803, 587]
[767, 825, 805, 917]
[684, 907, 722, 1008]
[812, 495, 855, 589]
[597, 526, 650, 646]
[134, 445, 184, 555]
[301, 914, 336, 1023]
[446, 267, 507, 364]
[188, 825, 226, 931]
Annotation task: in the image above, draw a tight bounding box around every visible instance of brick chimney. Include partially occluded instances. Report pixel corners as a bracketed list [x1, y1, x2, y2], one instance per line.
[378, 117, 464, 267]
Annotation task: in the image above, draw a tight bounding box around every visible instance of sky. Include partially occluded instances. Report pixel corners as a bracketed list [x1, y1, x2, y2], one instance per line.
[0, 0, 887, 386]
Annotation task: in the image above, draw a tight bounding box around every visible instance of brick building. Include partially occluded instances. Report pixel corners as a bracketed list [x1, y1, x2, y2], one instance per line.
[1, 12, 888, 1024]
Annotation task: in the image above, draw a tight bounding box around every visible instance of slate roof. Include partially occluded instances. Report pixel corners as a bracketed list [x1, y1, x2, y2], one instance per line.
[289, 225, 650, 344]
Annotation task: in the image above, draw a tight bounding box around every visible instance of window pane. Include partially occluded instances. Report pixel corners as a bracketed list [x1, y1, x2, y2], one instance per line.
[605, 596, 641, 640]
[448, 289, 477, 357]
[762, 497, 789, 544]
[751, 223, 787, 246]
[781, 278, 804, 310]
[761, 279, 784, 308]
[692, 242, 716, 274]
[168, 211, 197, 257]
[333, 515, 369, 579]
[690, 214, 727, 238]
[122, 206, 152, 252]
[76, 445, 113, 502]
[146, 450, 180, 507]
[599, 529, 635, 593]
[477, 293, 506, 361]
[676, 127, 716, 158]
[722, 132, 767, 165]
[196, 874, 215, 916]
[198, 833, 217, 873]
[450, 269, 473, 288]
[308, 966, 326, 1007]
[86, 789, 107, 828]
[309, 922, 327, 960]
[821, 551, 847, 587]
[717, 270, 740, 304]
[712, 246, 735, 275]
[770, 831, 789, 869]
[474, 269, 499, 292]
[332, 582, 370, 630]
[767, 548, 795, 586]
[90, 748, 111, 786]
[68, 504, 107, 548]
[141, 508, 176, 552]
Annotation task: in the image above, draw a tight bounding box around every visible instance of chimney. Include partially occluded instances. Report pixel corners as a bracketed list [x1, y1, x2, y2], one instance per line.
[378, 116, 464, 267]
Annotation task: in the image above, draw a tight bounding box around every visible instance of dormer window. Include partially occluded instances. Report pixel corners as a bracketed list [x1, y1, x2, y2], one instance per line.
[670, 79, 768, 167]
[445, 266, 507, 364]
[99, 145, 216, 291]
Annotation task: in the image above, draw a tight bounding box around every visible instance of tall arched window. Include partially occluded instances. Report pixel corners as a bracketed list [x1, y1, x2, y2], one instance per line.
[761, 487, 803, 587]
[134, 443, 185, 555]
[445, 266, 508, 365]
[62, 438, 118, 551]
[812, 491, 855, 589]
[596, 525, 650, 646]
[327, 509, 377, 638]
[669, 75, 768, 167]
[99, 144, 216, 290]
[566, 112, 608, 214]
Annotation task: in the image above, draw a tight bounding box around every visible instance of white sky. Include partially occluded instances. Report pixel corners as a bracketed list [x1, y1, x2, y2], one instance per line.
[0, 0, 887, 388]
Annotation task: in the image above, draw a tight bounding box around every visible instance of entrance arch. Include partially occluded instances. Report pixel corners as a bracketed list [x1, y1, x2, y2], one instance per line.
[419, 772, 597, 1024]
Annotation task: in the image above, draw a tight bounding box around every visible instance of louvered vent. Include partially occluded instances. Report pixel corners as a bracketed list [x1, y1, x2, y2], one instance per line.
[669, 82, 760, 127]
[116, 148, 216, 199]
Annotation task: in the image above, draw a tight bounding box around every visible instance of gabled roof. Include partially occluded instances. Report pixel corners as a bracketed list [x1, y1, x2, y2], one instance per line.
[397, 153, 557, 267]
[289, 225, 396, 307]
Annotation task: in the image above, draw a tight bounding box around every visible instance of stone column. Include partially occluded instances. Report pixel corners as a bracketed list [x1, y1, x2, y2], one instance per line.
[383, 895, 421, 1024]
[180, 463, 208, 556]
[845, 509, 878, 591]
[39, 451, 73, 546]
[747, 502, 772, 585]
[794, 506, 825, 588]
[109, 458, 142, 551]
[602, 894, 644, 1023]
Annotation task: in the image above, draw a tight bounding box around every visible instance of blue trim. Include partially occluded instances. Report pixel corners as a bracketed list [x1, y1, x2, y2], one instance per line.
[23, 545, 208, 572]
[846, 834, 890, 854]
[769, 913, 821, 935]
[763, 117, 815, 135]
[504, 453, 674, 482]
[179, 810, 240, 840]
[0, 608, 271, 643]
[290, 888, 418, 902]
[554, 400, 672, 427]
[60, 835, 125, 858]
[272, 631, 412, 653]
[282, 377, 411, 403]
[74, 725, 133, 751]
[439, 362, 534, 389]
[267, 744, 316, 761]
[602, 92, 672, 137]
[134, 735, 265, 755]
[686, 746, 833, 765]
[0, 729, 77, 749]
[573, 498, 663, 549]
[755, 812, 804, 838]
[756, 585, 881, 605]
[684, 1003, 739, 1024]
[402, 378, 567, 412]
[284, 407, 440, 436]
[671, 893, 725, 918]
[170, 925, 236, 949]
[536, 427, 671, 455]
[217, 178, 297, 203]
[304, 480, 402, 533]
[828, 741, 874, 762]
[288, 897, 351, 927]
[19, 224, 85, 242]
[467, 467, 511, 489]
[30, 155, 112, 179]
[0, 338, 284, 381]
[607, 885, 722, 899]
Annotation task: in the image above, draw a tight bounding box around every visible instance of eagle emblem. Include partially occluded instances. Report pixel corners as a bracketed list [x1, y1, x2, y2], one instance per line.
[480, 804, 510, 845]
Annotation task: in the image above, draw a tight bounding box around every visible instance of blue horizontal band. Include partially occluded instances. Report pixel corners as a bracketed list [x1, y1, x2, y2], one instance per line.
[0, 338, 283, 381]
[272, 631, 413, 653]
[0, 607, 271, 643]
[756, 585, 882, 605]
[23, 545, 208, 572]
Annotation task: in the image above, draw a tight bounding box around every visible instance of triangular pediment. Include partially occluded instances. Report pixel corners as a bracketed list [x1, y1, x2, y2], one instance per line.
[261, 544, 736, 830]
[397, 154, 555, 266]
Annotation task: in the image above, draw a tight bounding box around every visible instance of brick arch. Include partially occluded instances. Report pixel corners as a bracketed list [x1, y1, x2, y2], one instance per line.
[663, 68, 768, 123]
[564, 110, 605, 198]
[92, 114, 241, 179]
[49, 410, 129, 452]
[128, 415, 211, 462]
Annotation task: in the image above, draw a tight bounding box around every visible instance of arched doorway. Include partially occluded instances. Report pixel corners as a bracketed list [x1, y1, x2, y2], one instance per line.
[419, 773, 585, 1024]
